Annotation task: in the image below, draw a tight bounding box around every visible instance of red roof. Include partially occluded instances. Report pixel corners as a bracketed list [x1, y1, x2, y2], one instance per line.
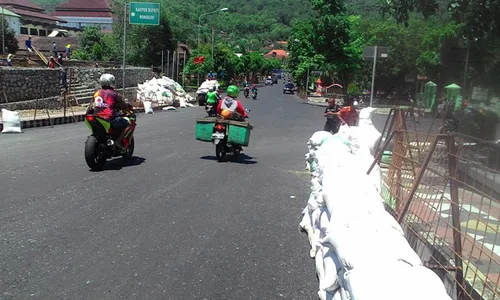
[53, 10, 112, 18]
[5, 7, 65, 22]
[264, 49, 288, 58]
[0, 0, 43, 11]
[55, 0, 111, 11]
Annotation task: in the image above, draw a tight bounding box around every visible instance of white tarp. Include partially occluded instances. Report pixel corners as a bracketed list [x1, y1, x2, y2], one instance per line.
[1, 109, 22, 133]
[136, 76, 195, 106]
[299, 123, 452, 300]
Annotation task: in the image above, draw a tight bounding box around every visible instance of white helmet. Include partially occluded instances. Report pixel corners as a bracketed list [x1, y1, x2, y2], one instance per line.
[353, 100, 359, 107]
[99, 73, 115, 89]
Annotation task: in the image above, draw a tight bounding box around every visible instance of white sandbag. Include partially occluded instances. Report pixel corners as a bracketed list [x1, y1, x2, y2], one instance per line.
[196, 79, 220, 94]
[1, 109, 22, 133]
[343, 261, 451, 300]
[143, 101, 153, 114]
[320, 246, 340, 291]
[162, 106, 176, 111]
[309, 131, 332, 148]
[318, 289, 342, 300]
[321, 224, 422, 270]
[315, 245, 326, 283]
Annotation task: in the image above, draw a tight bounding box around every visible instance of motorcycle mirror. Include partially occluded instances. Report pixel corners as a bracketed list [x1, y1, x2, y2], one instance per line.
[245, 109, 251, 112]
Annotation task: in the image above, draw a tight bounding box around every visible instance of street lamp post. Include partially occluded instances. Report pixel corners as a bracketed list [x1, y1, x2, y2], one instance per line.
[196, 8, 228, 85]
[197, 8, 228, 50]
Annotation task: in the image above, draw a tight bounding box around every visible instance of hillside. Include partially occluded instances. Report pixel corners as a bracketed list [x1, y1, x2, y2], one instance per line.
[31, 0, 376, 49]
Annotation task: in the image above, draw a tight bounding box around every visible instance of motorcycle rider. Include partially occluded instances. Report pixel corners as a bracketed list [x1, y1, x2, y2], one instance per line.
[206, 86, 218, 116]
[324, 98, 342, 134]
[243, 84, 250, 97]
[251, 84, 258, 95]
[216, 85, 248, 121]
[92, 73, 133, 151]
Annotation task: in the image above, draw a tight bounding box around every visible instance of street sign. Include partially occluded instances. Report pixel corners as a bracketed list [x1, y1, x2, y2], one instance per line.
[129, 2, 160, 25]
[363, 46, 389, 61]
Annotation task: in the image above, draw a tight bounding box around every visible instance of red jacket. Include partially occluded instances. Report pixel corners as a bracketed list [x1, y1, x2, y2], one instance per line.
[216, 97, 248, 118]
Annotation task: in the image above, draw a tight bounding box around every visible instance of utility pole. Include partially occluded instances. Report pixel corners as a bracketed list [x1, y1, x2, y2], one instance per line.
[122, 2, 127, 95]
[1, 6, 5, 55]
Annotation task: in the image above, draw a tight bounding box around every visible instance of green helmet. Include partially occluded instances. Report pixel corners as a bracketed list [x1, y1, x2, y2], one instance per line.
[226, 85, 239, 98]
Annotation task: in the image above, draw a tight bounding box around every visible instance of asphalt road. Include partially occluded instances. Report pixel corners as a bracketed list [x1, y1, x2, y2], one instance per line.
[0, 84, 360, 300]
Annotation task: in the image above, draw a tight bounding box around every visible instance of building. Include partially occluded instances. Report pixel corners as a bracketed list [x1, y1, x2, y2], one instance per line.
[0, 0, 65, 36]
[0, 7, 21, 35]
[264, 49, 289, 60]
[53, 0, 113, 30]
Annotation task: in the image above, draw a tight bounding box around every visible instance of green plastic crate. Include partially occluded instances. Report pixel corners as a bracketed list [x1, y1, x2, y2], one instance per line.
[228, 123, 251, 146]
[196, 119, 215, 142]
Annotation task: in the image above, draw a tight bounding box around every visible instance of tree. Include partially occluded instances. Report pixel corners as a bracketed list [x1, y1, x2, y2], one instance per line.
[72, 26, 109, 61]
[0, 18, 19, 54]
[382, 0, 500, 41]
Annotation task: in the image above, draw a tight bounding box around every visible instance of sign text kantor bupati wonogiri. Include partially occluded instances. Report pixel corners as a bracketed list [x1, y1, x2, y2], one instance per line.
[129, 2, 160, 25]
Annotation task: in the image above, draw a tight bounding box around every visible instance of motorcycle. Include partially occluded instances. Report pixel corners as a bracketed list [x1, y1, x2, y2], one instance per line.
[212, 109, 250, 162]
[205, 104, 217, 117]
[84, 104, 137, 171]
[252, 91, 257, 100]
[244, 89, 249, 98]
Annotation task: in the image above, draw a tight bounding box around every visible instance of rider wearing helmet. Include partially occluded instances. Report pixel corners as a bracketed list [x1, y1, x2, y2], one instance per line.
[251, 84, 258, 94]
[92, 74, 132, 150]
[206, 86, 218, 105]
[216, 85, 248, 120]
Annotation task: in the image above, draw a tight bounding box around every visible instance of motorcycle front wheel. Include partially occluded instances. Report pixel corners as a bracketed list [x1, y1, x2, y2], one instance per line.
[84, 135, 106, 171]
[122, 135, 135, 159]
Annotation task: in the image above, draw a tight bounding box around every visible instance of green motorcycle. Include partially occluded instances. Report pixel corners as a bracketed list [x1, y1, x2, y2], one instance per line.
[84, 105, 136, 171]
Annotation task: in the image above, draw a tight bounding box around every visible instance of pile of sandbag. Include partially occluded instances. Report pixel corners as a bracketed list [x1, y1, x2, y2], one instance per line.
[136, 76, 195, 108]
[196, 79, 220, 95]
[1, 109, 22, 133]
[300, 107, 452, 300]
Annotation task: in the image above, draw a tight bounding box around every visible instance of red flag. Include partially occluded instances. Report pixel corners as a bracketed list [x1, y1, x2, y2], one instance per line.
[193, 56, 205, 64]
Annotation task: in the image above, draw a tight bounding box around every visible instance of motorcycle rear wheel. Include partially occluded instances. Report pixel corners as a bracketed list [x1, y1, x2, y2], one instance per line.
[215, 142, 227, 162]
[84, 135, 106, 171]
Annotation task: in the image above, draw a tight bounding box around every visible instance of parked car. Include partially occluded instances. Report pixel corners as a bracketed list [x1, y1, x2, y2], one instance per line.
[283, 83, 295, 94]
[265, 77, 273, 86]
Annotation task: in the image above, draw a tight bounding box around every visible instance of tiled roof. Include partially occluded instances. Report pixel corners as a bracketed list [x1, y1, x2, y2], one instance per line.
[53, 10, 112, 18]
[0, 0, 43, 11]
[55, 0, 111, 11]
[264, 49, 289, 58]
[6, 7, 65, 22]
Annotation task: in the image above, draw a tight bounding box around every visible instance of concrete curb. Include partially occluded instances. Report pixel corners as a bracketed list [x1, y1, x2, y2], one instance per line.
[0, 104, 195, 132]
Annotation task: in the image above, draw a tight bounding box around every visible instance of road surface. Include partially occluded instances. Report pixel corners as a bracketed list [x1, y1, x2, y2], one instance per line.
[0, 84, 363, 299]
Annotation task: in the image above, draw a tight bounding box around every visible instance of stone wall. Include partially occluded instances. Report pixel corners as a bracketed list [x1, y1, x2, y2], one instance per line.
[0, 66, 155, 105]
[0, 68, 61, 103]
[74, 67, 155, 89]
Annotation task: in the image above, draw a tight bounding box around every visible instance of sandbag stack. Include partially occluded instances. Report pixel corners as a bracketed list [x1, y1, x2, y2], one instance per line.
[300, 108, 452, 300]
[136, 76, 195, 108]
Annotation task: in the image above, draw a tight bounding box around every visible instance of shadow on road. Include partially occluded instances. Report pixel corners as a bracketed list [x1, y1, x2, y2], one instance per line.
[100, 156, 147, 171]
[200, 154, 258, 165]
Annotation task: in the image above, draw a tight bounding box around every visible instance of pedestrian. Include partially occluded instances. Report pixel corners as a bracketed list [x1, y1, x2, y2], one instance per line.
[7, 53, 13, 67]
[52, 41, 57, 57]
[48, 56, 56, 69]
[25, 36, 33, 59]
[65, 44, 71, 60]
[324, 98, 342, 134]
[57, 52, 63, 65]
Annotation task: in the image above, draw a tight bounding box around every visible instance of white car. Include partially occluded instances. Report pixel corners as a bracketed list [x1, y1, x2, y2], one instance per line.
[265, 78, 273, 86]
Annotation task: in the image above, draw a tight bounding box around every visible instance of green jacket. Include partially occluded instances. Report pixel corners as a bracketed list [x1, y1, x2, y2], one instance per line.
[206, 91, 218, 104]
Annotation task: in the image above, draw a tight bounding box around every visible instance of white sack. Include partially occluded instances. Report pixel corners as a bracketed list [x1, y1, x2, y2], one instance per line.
[320, 246, 340, 292]
[196, 79, 220, 94]
[1, 109, 22, 133]
[143, 101, 153, 114]
[343, 261, 452, 300]
[309, 131, 333, 148]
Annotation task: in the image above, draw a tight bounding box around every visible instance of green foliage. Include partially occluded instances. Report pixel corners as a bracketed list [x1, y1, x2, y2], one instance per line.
[0, 18, 19, 53]
[382, 0, 500, 41]
[72, 27, 109, 61]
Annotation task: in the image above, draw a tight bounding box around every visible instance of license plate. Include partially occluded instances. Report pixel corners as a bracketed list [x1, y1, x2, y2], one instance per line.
[212, 132, 225, 139]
